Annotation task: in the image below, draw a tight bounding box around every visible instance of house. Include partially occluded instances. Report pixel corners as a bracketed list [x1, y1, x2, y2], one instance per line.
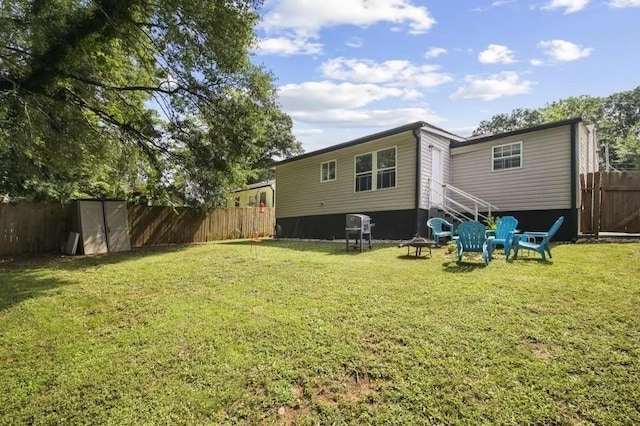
[227, 180, 275, 208]
[274, 118, 598, 242]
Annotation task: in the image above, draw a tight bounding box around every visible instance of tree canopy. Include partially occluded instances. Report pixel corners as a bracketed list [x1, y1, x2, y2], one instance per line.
[0, 0, 302, 207]
[473, 87, 640, 170]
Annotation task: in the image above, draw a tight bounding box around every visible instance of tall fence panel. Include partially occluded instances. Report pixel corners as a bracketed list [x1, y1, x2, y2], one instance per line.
[127, 206, 275, 247]
[580, 172, 640, 236]
[0, 204, 275, 256]
[0, 203, 71, 256]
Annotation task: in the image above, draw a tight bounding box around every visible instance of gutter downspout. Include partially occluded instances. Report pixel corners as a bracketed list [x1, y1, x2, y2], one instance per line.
[413, 127, 422, 236]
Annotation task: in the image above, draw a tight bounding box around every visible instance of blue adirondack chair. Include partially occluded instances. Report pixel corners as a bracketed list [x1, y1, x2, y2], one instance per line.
[512, 216, 564, 261]
[456, 221, 490, 265]
[427, 217, 454, 247]
[486, 216, 518, 259]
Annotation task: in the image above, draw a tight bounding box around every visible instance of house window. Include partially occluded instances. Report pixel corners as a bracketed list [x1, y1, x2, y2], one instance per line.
[321, 160, 337, 182]
[259, 191, 267, 205]
[355, 153, 373, 192]
[355, 147, 396, 192]
[492, 142, 522, 171]
[234, 197, 240, 207]
[248, 195, 256, 206]
[376, 147, 396, 189]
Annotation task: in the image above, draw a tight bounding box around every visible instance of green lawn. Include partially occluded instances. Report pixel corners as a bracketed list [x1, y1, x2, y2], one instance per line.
[1, 240, 639, 425]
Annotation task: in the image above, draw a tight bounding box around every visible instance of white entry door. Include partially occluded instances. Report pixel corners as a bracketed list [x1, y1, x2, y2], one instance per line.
[104, 201, 131, 252]
[79, 201, 108, 254]
[430, 147, 444, 206]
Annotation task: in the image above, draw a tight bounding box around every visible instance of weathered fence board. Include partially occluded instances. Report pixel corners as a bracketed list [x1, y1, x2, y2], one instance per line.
[580, 172, 640, 236]
[0, 204, 71, 256]
[0, 204, 275, 256]
[127, 206, 275, 247]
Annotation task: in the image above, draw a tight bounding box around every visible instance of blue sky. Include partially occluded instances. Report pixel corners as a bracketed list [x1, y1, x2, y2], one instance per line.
[252, 0, 640, 153]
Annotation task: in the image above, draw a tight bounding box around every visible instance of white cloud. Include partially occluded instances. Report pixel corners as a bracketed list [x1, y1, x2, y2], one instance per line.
[478, 44, 517, 64]
[277, 81, 420, 111]
[492, 0, 514, 6]
[261, 0, 436, 35]
[609, 0, 640, 6]
[255, 35, 323, 56]
[450, 72, 535, 101]
[530, 59, 545, 66]
[320, 57, 453, 88]
[293, 128, 324, 138]
[289, 107, 444, 127]
[449, 126, 477, 137]
[346, 37, 363, 48]
[542, 0, 590, 13]
[539, 39, 593, 62]
[425, 47, 448, 58]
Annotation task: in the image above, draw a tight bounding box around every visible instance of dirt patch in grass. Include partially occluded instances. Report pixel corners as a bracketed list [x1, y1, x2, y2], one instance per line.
[524, 341, 554, 360]
[279, 404, 311, 426]
[556, 401, 590, 426]
[313, 371, 389, 407]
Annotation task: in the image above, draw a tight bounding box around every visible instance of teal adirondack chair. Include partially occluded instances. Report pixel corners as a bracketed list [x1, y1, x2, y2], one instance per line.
[427, 217, 454, 247]
[512, 216, 564, 261]
[456, 221, 490, 266]
[486, 216, 518, 259]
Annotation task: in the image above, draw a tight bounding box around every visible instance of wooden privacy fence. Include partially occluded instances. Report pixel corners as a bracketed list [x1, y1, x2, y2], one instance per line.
[0, 203, 71, 256]
[0, 204, 275, 256]
[128, 206, 275, 247]
[580, 172, 640, 236]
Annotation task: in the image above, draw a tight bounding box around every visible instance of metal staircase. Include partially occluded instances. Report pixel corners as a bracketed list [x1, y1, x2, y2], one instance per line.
[427, 178, 499, 223]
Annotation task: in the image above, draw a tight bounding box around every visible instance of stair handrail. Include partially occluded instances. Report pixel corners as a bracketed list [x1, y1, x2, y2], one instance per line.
[429, 177, 499, 211]
[444, 196, 482, 219]
[439, 203, 472, 223]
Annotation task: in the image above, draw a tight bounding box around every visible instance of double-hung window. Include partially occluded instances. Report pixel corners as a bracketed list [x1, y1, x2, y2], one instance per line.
[492, 142, 522, 171]
[376, 147, 396, 189]
[321, 160, 337, 182]
[354, 147, 396, 192]
[355, 153, 373, 192]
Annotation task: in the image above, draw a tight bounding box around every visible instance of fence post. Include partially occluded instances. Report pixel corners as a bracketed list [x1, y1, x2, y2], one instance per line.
[593, 172, 601, 239]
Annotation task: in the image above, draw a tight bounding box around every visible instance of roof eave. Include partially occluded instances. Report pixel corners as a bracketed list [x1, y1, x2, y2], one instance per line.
[450, 118, 583, 148]
[275, 121, 427, 166]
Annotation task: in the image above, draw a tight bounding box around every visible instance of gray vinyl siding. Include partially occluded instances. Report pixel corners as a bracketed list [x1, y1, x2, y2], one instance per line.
[450, 125, 572, 211]
[276, 131, 417, 218]
[419, 132, 451, 209]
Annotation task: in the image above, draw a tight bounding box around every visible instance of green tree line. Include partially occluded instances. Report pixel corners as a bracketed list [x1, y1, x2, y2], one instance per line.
[474, 86, 640, 171]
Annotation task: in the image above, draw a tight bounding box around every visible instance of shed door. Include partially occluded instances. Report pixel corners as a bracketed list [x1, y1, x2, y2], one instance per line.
[430, 147, 444, 206]
[79, 201, 108, 254]
[104, 201, 131, 252]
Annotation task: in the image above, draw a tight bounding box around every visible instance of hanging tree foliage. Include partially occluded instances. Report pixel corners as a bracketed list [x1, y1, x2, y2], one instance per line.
[0, 0, 302, 207]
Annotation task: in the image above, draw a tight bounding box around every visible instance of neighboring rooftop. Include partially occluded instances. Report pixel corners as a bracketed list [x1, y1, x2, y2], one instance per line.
[231, 180, 275, 192]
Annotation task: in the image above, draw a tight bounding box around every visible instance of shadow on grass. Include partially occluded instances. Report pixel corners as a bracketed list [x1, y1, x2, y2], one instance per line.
[0, 245, 192, 312]
[0, 244, 191, 270]
[219, 239, 397, 256]
[396, 255, 431, 260]
[506, 257, 554, 265]
[441, 260, 487, 273]
[0, 273, 75, 311]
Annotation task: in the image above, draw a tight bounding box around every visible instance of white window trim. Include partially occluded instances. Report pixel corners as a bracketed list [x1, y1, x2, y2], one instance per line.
[320, 159, 337, 183]
[354, 146, 397, 193]
[491, 141, 523, 172]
